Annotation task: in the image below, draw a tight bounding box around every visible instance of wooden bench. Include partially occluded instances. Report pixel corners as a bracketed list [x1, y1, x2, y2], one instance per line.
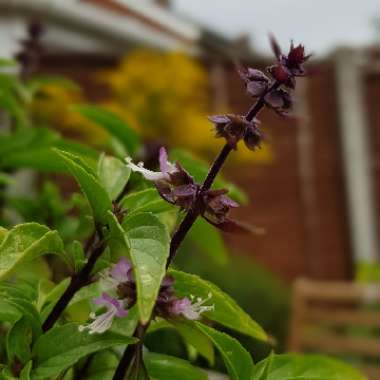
[288, 278, 380, 379]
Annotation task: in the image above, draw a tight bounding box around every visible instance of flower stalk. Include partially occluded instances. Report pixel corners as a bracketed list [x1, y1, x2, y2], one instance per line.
[113, 36, 310, 379]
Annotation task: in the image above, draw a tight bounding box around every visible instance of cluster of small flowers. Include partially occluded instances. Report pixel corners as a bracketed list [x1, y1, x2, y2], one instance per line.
[126, 147, 245, 232]
[209, 36, 310, 152]
[79, 257, 214, 334]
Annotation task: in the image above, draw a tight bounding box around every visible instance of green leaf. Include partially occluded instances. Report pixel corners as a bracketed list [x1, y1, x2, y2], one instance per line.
[0, 297, 41, 339]
[67, 240, 86, 273]
[6, 317, 32, 364]
[0, 300, 20, 323]
[147, 319, 214, 365]
[145, 353, 208, 380]
[105, 211, 130, 261]
[72, 105, 139, 154]
[82, 351, 119, 380]
[0, 171, 13, 185]
[196, 323, 253, 380]
[53, 149, 112, 225]
[0, 125, 97, 172]
[0, 366, 17, 380]
[188, 218, 228, 266]
[97, 154, 131, 200]
[169, 149, 248, 204]
[120, 188, 173, 215]
[171, 319, 215, 365]
[40, 278, 70, 322]
[170, 270, 267, 342]
[0, 223, 68, 279]
[31, 323, 137, 380]
[20, 361, 32, 380]
[252, 354, 367, 380]
[0, 226, 7, 244]
[0, 91, 28, 128]
[253, 351, 274, 380]
[122, 212, 170, 323]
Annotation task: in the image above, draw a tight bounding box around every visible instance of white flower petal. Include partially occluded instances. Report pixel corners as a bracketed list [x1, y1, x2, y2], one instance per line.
[125, 157, 168, 181]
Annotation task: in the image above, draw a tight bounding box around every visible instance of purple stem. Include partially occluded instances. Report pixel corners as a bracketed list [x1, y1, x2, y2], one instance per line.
[113, 80, 280, 380]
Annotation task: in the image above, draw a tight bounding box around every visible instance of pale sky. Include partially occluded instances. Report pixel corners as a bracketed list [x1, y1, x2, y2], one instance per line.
[172, 0, 380, 57]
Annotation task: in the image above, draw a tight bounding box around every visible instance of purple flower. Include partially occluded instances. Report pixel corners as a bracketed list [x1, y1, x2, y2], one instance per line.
[100, 257, 133, 290]
[110, 257, 132, 283]
[264, 88, 293, 116]
[208, 114, 261, 150]
[79, 293, 128, 334]
[202, 188, 238, 224]
[126, 147, 198, 211]
[126, 147, 176, 181]
[171, 293, 214, 320]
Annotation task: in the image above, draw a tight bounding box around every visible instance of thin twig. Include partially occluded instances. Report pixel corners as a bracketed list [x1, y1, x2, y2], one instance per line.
[42, 234, 105, 332]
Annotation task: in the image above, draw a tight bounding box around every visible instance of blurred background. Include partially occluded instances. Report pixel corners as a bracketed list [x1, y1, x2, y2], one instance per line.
[1, 0, 380, 374]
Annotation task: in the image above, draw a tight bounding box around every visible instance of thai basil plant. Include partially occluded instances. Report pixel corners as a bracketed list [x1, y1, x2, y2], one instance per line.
[0, 35, 366, 380]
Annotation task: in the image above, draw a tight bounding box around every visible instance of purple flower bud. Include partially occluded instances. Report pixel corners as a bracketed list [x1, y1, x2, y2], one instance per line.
[269, 35, 310, 78]
[287, 42, 310, 68]
[238, 66, 270, 97]
[244, 125, 263, 151]
[201, 188, 239, 228]
[208, 114, 256, 150]
[265, 89, 293, 116]
[268, 64, 291, 85]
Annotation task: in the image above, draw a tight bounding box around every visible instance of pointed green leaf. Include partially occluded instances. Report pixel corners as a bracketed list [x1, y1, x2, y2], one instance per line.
[145, 353, 208, 380]
[31, 323, 137, 380]
[0, 223, 68, 279]
[53, 149, 112, 225]
[40, 278, 70, 322]
[171, 320, 215, 365]
[72, 105, 139, 154]
[105, 210, 130, 261]
[0, 297, 41, 339]
[97, 154, 131, 200]
[196, 323, 253, 380]
[170, 270, 267, 342]
[6, 317, 32, 364]
[253, 351, 274, 380]
[82, 351, 119, 380]
[122, 212, 170, 323]
[20, 361, 32, 380]
[251, 354, 366, 380]
[120, 188, 174, 216]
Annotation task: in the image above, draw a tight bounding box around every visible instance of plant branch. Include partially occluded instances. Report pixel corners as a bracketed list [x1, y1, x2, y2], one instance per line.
[42, 233, 105, 332]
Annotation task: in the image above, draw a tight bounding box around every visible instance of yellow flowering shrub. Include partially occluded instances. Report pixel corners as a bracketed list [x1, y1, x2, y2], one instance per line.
[29, 50, 272, 163]
[29, 84, 107, 145]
